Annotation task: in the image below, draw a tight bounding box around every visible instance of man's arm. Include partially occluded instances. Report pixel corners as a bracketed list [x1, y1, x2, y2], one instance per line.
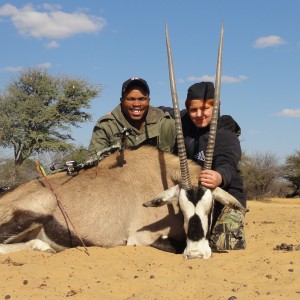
[158, 115, 176, 152]
[212, 130, 242, 189]
[88, 115, 116, 154]
[218, 115, 241, 136]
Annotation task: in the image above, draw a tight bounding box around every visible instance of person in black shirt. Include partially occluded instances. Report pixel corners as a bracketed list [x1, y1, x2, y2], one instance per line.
[161, 81, 246, 250]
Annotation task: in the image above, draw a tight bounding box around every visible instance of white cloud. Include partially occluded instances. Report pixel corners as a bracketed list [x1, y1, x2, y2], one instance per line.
[221, 75, 247, 83]
[0, 3, 106, 39]
[253, 35, 286, 48]
[276, 109, 300, 118]
[187, 75, 215, 82]
[36, 62, 51, 69]
[3, 66, 24, 72]
[41, 4, 62, 11]
[186, 75, 247, 84]
[2, 62, 51, 73]
[45, 40, 59, 48]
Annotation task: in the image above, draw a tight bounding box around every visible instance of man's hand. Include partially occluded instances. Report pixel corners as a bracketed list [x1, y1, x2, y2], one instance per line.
[199, 169, 222, 189]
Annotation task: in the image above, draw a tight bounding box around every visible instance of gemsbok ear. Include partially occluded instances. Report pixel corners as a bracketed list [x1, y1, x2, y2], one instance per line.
[143, 185, 180, 207]
[212, 187, 248, 214]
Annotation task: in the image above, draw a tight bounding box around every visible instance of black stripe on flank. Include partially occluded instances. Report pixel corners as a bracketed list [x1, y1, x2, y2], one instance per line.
[187, 214, 204, 241]
[0, 209, 94, 248]
[43, 217, 95, 248]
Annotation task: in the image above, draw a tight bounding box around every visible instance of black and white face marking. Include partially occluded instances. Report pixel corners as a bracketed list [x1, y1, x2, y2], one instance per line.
[178, 186, 214, 259]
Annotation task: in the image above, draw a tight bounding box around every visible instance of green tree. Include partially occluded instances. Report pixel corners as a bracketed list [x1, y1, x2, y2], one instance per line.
[0, 68, 100, 166]
[284, 150, 300, 198]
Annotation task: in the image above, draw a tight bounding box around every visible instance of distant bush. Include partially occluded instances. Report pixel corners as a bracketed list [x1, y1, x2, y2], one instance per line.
[0, 145, 90, 188]
[240, 152, 286, 200]
[0, 158, 39, 188]
[283, 150, 300, 198]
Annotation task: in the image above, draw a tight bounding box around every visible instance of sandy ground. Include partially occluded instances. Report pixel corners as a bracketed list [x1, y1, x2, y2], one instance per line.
[0, 198, 299, 300]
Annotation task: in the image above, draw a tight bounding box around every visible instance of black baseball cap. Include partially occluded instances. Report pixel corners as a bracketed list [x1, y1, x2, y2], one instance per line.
[121, 77, 150, 97]
[186, 82, 215, 102]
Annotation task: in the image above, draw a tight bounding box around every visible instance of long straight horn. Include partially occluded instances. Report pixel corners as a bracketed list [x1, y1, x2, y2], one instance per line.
[204, 23, 224, 170]
[165, 23, 192, 190]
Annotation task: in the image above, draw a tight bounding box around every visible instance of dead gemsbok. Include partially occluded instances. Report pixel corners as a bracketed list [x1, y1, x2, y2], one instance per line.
[0, 24, 246, 259]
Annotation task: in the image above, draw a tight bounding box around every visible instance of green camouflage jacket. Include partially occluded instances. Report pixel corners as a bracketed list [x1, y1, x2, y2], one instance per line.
[88, 104, 176, 154]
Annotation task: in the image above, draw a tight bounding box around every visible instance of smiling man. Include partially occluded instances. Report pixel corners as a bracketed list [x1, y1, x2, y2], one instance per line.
[120, 78, 151, 131]
[88, 77, 176, 154]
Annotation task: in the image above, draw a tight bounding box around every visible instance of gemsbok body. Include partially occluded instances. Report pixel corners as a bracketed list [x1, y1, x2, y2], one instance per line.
[0, 146, 246, 258]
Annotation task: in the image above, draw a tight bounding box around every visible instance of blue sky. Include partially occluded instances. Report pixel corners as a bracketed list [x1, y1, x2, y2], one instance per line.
[0, 0, 299, 162]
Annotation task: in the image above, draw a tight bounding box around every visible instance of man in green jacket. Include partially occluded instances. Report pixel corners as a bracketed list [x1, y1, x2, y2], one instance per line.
[88, 77, 176, 156]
